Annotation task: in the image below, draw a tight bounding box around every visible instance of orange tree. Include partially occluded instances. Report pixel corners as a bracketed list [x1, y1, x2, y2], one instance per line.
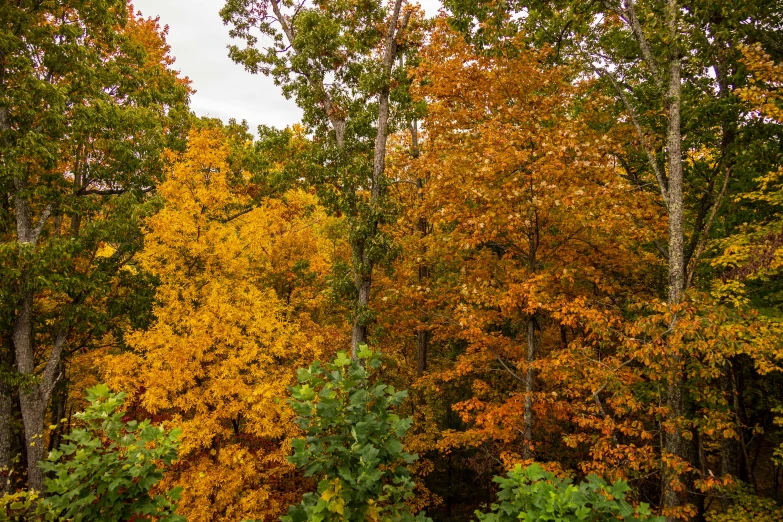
[378, 20, 783, 519]
[373, 20, 670, 514]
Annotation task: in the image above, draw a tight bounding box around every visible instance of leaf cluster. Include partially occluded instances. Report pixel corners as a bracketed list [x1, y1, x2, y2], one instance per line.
[283, 346, 431, 522]
[38, 384, 183, 522]
[476, 464, 663, 522]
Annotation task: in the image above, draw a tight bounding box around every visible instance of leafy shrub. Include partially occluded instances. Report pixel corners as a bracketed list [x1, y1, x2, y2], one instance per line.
[706, 484, 783, 522]
[38, 384, 184, 522]
[281, 346, 431, 522]
[0, 489, 45, 521]
[475, 463, 663, 522]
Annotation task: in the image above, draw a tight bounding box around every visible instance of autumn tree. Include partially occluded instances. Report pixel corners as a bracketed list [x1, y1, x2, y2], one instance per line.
[0, 1, 190, 491]
[384, 19, 663, 497]
[443, 0, 783, 517]
[103, 127, 337, 521]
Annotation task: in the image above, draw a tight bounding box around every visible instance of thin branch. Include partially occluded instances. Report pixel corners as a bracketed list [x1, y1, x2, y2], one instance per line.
[685, 166, 731, 290]
[222, 206, 255, 224]
[622, 0, 664, 91]
[31, 204, 53, 244]
[42, 326, 68, 403]
[75, 186, 154, 196]
[592, 64, 669, 207]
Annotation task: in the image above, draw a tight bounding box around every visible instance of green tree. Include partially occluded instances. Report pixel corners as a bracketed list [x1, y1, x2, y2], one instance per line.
[221, 0, 423, 355]
[39, 384, 183, 522]
[0, 1, 190, 490]
[282, 347, 431, 522]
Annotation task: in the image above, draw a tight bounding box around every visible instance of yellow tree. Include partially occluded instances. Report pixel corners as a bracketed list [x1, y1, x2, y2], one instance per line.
[103, 128, 333, 521]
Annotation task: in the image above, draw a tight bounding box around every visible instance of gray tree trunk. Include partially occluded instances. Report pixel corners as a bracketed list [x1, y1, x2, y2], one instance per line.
[0, 339, 14, 493]
[523, 315, 538, 460]
[351, 0, 405, 357]
[662, 0, 687, 518]
[11, 181, 66, 491]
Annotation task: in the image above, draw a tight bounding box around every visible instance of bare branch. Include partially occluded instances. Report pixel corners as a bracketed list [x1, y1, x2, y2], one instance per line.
[75, 186, 154, 196]
[42, 327, 68, 404]
[222, 206, 255, 224]
[685, 166, 731, 289]
[30, 204, 53, 245]
[592, 64, 669, 207]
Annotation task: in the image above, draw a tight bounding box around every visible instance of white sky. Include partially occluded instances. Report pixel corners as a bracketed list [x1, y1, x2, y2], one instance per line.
[132, 0, 443, 132]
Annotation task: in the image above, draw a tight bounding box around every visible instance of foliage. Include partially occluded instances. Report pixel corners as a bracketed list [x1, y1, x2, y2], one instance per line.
[475, 464, 663, 522]
[282, 347, 431, 522]
[0, 0, 191, 489]
[711, 44, 783, 309]
[402, 17, 665, 479]
[706, 484, 783, 522]
[38, 384, 182, 522]
[103, 127, 335, 521]
[221, 0, 426, 349]
[0, 489, 45, 521]
[3, 0, 783, 520]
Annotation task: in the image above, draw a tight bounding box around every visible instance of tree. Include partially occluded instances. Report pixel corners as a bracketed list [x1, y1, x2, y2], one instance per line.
[0, 1, 190, 490]
[40, 384, 183, 522]
[103, 127, 334, 521]
[405, 19, 660, 465]
[442, 0, 783, 517]
[282, 347, 431, 522]
[221, 0, 424, 355]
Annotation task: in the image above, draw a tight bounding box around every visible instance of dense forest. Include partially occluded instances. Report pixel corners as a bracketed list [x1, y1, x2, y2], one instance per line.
[1, 0, 783, 520]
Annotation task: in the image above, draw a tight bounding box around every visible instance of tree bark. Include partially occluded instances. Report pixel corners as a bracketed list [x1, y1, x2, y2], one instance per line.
[523, 314, 538, 460]
[0, 338, 14, 493]
[351, 0, 405, 357]
[662, 0, 687, 518]
[351, 241, 371, 353]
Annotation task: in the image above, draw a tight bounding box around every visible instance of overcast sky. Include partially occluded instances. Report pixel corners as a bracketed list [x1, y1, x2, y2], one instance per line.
[131, 0, 442, 132]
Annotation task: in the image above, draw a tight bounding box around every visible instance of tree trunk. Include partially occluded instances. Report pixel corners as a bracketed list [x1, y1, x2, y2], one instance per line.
[11, 290, 47, 492]
[523, 315, 537, 460]
[662, 0, 687, 518]
[351, 241, 371, 355]
[351, 0, 405, 357]
[412, 120, 429, 379]
[719, 362, 742, 480]
[18, 393, 46, 492]
[0, 339, 13, 493]
[47, 363, 68, 454]
[12, 184, 65, 490]
[416, 244, 429, 378]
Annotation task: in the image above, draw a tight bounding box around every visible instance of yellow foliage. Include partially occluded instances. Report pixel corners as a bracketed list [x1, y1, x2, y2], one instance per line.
[102, 128, 332, 521]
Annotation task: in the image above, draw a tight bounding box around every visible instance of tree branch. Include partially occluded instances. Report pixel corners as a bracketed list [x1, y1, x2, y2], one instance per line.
[685, 166, 731, 290]
[592, 64, 669, 207]
[622, 0, 664, 91]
